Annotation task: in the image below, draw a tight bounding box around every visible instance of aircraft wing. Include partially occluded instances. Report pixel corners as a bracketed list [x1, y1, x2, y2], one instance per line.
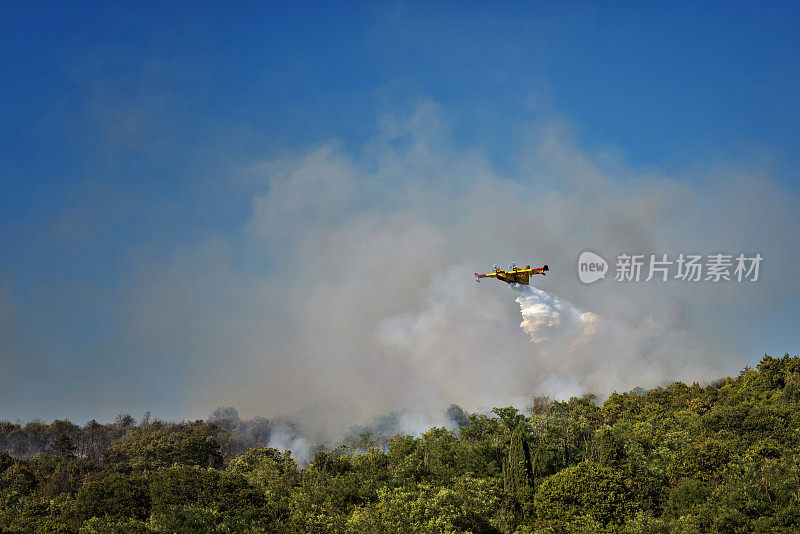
[510, 265, 549, 275]
[527, 265, 549, 275]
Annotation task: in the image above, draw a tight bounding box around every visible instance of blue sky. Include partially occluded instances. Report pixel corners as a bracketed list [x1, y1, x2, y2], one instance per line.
[1, 2, 799, 423]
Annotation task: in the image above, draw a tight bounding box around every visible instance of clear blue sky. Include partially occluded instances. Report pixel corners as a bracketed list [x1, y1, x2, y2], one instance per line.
[1, 2, 799, 422]
[3, 2, 798, 257]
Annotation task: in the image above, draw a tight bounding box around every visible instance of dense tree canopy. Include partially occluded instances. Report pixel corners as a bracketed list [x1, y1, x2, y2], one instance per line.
[2, 354, 799, 533]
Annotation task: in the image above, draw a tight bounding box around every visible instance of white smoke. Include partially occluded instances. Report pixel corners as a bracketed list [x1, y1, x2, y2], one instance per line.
[267, 424, 313, 465]
[5, 101, 799, 429]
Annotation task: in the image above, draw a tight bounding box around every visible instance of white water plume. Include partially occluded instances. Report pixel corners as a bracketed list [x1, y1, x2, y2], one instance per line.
[516, 286, 601, 346]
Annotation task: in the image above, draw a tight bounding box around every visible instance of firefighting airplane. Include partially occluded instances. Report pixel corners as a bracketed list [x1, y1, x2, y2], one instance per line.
[475, 263, 549, 285]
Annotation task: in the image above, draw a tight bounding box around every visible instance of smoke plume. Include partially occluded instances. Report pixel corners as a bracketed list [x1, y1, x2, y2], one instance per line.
[2, 102, 799, 434]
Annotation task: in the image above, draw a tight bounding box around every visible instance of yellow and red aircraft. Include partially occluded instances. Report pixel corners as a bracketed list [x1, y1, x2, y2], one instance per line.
[475, 263, 549, 285]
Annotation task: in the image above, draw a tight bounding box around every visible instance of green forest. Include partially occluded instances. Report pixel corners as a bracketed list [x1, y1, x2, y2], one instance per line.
[2, 354, 799, 533]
